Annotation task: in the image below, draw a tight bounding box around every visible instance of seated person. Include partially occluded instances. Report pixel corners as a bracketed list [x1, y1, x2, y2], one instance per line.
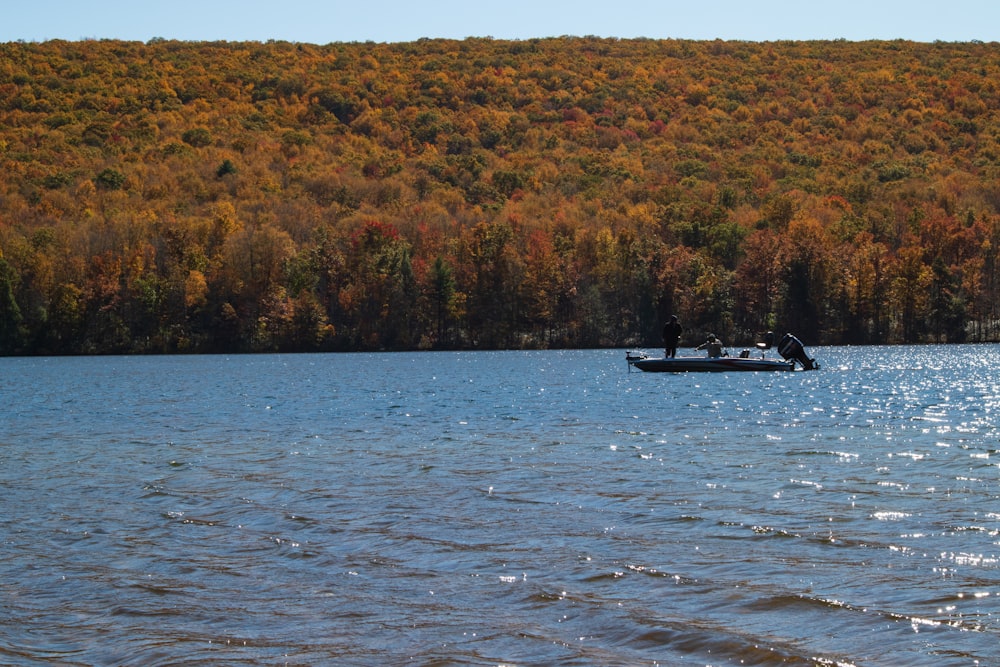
[695, 333, 726, 358]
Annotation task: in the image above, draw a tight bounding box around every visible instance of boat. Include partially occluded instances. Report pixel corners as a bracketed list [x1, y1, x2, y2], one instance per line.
[627, 332, 819, 373]
[627, 354, 796, 372]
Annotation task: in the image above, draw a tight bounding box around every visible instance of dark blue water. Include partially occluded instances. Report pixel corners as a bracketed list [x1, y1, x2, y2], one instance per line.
[1, 346, 998, 665]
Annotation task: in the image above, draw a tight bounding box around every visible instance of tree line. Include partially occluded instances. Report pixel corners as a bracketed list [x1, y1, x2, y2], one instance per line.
[2, 36, 1000, 354]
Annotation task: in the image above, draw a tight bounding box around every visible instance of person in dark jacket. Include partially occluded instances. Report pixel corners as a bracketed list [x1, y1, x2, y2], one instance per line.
[662, 315, 683, 358]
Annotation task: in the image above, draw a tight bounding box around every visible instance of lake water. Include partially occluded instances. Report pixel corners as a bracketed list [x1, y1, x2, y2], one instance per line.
[1, 345, 998, 666]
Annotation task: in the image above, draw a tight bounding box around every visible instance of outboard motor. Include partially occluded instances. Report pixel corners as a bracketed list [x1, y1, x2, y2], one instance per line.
[777, 333, 818, 370]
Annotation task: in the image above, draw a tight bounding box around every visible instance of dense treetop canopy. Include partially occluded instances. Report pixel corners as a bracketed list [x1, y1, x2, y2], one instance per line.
[1, 37, 999, 353]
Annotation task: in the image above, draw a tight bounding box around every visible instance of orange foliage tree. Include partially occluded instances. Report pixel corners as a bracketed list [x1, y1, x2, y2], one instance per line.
[3, 37, 1000, 353]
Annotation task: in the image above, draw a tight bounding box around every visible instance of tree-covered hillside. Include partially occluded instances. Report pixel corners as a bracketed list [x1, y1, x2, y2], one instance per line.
[2, 37, 1000, 353]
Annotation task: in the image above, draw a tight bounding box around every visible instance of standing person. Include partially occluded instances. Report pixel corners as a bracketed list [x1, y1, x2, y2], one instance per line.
[662, 315, 683, 358]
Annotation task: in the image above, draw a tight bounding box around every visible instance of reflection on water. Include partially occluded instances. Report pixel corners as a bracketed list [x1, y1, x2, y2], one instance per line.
[1, 345, 998, 665]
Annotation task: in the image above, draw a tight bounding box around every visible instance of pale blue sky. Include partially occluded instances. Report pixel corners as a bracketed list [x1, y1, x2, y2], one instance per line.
[4, 0, 999, 44]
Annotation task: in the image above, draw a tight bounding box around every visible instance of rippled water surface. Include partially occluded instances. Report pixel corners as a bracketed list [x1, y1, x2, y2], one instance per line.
[2, 346, 999, 666]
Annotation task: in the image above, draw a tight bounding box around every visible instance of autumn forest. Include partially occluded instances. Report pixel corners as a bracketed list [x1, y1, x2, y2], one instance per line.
[2, 37, 1000, 354]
